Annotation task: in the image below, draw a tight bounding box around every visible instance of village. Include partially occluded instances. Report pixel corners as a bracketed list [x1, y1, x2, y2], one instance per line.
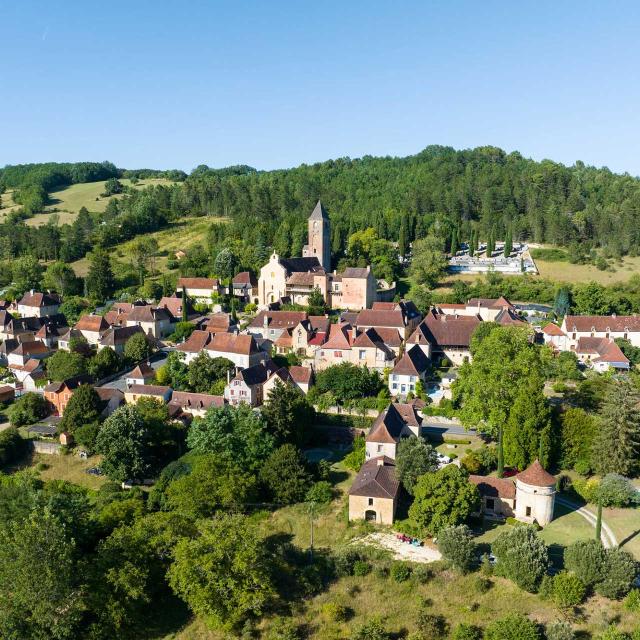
[0, 202, 639, 639]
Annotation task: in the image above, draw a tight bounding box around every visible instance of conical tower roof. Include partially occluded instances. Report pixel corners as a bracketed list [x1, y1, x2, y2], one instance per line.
[516, 459, 556, 487]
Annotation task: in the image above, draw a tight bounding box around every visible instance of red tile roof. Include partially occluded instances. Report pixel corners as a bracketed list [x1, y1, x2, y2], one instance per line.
[232, 271, 257, 286]
[516, 460, 556, 487]
[249, 310, 308, 330]
[208, 332, 260, 356]
[542, 323, 565, 336]
[349, 457, 399, 499]
[366, 403, 421, 443]
[289, 365, 312, 385]
[322, 323, 352, 350]
[564, 315, 640, 332]
[409, 310, 480, 349]
[574, 337, 629, 365]
[469, 475, 516, 499]
[177, 277, 219, 290]
[392, 345, 429, 376]
[75, 314, 109, 333]
[18, 291, 60, 308]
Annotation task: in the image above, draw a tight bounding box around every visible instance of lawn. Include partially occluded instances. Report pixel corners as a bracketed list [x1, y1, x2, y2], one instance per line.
[0, 178, 176, 227]
[70, 215, 226, 277]
[16, 451, 107, 491]
[535, 255, 640, 285]
[600, 506, 640, 559]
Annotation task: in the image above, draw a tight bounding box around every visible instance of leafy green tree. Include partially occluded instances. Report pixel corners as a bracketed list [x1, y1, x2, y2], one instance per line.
[595, 548, 638, 599]
[307, 286, 327, 314]
[9, 392, 49, 427]
[409, 234, 448, 289]
[165, 453, 257, 517]
[314, 363, 382, 402]
[45, 350, 87, 381]
[128, 237, 159, 284]
[0, 428, 28, 468]
[95, 405, 154, 481]
[0, 510, 85, 640]
[102, 177, 123, 196]
[261, 379, 315, 445]
[11, 255, 43, 293]
[350, 617, 390, 640]
[554, 286, 571, 317]
[259, 444, 312, 504]
[186, 353, 234, 394]
[454, 325, 548, 475]
[59, 384, 102, 434]
[409, 465, 480, 536]
[437, 524, 477, 573]
[593, 379, 640, 476]
[564, 539, 606, 587]
[123, 331, 154, 363]
[168, 514, 276, 630]
[343, 436, 365, 471]
[491, 526, 548, 592]
[58, 296, 90, 325]
[88, 346, 122, 379]
[42, 261, 79, 296]
[85, 248, 116, 301]
[615, 338, 640, 366]
[598, 474, 639, 508]
[156, 350, 189, 389]
[169, 320, 195, 342]
[186, 404, 275, 472]
[395, 436, 438, 495]
[213, 247, 238, 282]
[484, 614, 540, 640]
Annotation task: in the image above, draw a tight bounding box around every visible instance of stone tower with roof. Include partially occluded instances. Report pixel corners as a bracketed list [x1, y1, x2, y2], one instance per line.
[303, 200, 331, 271]
[513, 460, 556, 526]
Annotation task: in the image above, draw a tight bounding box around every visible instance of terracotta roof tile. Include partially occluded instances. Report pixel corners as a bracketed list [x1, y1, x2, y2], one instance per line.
[515, 460, 556, 487]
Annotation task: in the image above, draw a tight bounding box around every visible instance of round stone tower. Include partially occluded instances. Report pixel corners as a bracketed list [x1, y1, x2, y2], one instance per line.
[514, 460, 556, 526]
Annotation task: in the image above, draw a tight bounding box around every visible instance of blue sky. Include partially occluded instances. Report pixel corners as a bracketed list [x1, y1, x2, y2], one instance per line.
[2, 1, 640, 174]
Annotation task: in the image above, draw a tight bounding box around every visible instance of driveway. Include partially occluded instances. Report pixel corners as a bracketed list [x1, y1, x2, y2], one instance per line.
[556, 496, 618, 549]
[99, 350, 169, 392]
[421, 417, 477, 438]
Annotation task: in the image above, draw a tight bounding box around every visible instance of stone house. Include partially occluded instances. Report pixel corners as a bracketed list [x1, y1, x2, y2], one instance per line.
[168, 391, 225, 419]
[126, 305, 172, 338]
[365, 403, 423, 461]
[176, 277, 221, 305]
[573, 337, 629, 372]
[561, 314, 640, 348]
[177, 331, 266, 369]
[247, 310, 309, 342]
[224, 360, 280, 407]
[124, 384, 173, 404]
[348, 456, 400, 525]
[125, 362, 156, 387]
[289, 365, 313, 394]
[541, 323, 570, 351]
[17, 291, 61, 318]
[98, 325, 144, 355]
[355, 300, 422, 341]
[231, 271, 258, 304]
[470, 460, 556, 526]
[74, 314, 110, 345]
[95, 387, 125, 417]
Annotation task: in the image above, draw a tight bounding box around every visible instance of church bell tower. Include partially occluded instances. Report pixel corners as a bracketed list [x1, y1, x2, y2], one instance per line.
[306, 200, 331, 270]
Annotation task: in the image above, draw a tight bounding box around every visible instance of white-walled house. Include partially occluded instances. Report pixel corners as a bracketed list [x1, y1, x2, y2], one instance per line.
[176, 330, 267, 369]
[17, 291, 61, 318]
[561, 314, 640, 348]
[176, 278, 221, 305]
[388, 345, 430, 397]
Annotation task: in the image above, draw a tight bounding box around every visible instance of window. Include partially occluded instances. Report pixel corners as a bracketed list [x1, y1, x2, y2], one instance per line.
[334, 351, 342, 357]
[392, 374, 397, 381]
[392, 383, 397, 390]
[377, 444, 383, 452]
[526, 506, 532, 517]
[486, 498, 495, 510]
[359, 350, 366, 360]
[368, 498, 374, 506]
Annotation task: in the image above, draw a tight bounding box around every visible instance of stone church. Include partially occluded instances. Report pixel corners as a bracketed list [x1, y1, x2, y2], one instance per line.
[257, 201, 379, 310]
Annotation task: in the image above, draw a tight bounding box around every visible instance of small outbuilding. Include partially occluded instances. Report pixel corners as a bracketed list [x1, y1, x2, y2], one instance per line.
[348, 456, 400, 525]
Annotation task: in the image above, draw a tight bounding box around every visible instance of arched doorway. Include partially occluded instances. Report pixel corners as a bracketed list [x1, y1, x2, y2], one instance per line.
[364, 510, 377, 522]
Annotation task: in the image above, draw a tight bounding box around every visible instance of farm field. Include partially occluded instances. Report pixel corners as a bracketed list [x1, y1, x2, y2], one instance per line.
[0, 178, 176, 227]
[535, 254, 640, 284]
[70, 215, 226, 277]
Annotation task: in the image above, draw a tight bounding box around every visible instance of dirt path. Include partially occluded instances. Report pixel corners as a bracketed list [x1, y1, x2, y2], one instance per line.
[356, 532, 442, 563]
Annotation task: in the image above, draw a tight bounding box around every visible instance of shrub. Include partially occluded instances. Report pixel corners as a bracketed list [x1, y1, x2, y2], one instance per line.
[412, 565, 434, 584]
[322, 601, 349, 623]
[390, 561, 411, 582]
[491, 526, 548, 592]
[571, 477, 601, 503]
[624, 588, 640, 612]
[472, 575, 492, 594]
[437, 525, 477, 573]
[484, 614, 540, 640]
[0, 427, 28, 467]
[564, 539, 606, 587]
[595, 548, 638, 600]
[306, 480, 333, 504]
[333, 548, 361, 577]
[350, 617, 390, 640]
[598, 474, 639, 508]
[343, 436, 365, 471]
[352, 560, 371, 577]
[550, 571, 586, 609]
[452, 623, 483, 640]
[8, 392, 49, 427]
[598, 627, 630, 640]
[545, 622, 575, 640]
[415, 612, 448, 639]
[267, 617, 301, 640]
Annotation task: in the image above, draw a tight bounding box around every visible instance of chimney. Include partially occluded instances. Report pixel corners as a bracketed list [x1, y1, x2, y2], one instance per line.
[227, 369, 231, 384]
[263, 313, 269, 328]
[376, 457, 385, 466]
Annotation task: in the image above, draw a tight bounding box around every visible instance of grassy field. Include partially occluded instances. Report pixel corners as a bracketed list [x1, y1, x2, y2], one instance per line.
[16, 451, 107, 491]
[0, 178, 176, 227]
[167, 566, 638, 640]
[71, 215, 225, 277]
[535, 255, 640, 284]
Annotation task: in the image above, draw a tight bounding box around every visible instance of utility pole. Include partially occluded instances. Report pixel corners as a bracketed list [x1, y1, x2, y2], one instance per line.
[309, 501, 316, 561]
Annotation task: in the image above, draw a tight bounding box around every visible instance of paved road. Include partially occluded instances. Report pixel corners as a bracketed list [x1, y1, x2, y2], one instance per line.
[422, 420, 478, 438]
[100, 350, 169, 392]
[556, 496, 617, 549]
